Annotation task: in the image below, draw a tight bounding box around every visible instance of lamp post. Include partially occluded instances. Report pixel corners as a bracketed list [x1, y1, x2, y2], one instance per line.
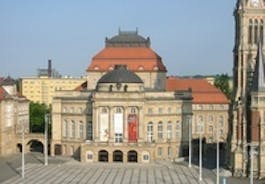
[199, 122, 202, 181]
[188, 115, 192, 168]
[21, 119, 25, 178]
[44, 113, 49, 166]
[216, 121, 219, 184]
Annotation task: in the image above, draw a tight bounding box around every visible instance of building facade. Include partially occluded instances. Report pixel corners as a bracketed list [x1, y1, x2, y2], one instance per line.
[230, 0, 265, 178]
[0, 77, 29, 156]
[166, 77, 229, 144]
[51, 31, 229, 163]
[51, 31, 194, 163]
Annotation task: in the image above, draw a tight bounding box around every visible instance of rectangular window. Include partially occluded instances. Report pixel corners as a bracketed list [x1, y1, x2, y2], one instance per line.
[115, 133, 123, 143]
[114, 113, 123, 143]
[87, 121, 93, 140]
[79, 123, 84, 138]
[71, 121, 75, 138]
[147, 123, 153, 142]
[157, 123, 163, 140]
[167, 122, 172, 140]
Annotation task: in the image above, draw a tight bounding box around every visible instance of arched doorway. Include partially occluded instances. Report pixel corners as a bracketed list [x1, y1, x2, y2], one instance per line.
[113, 150, 123, 162]
[54, 144, 62, 155]
[127, 150, 137, 162]
[27, 140, 44, 153]
[98, 150, 108, 162]
[17, 144, 22, 153]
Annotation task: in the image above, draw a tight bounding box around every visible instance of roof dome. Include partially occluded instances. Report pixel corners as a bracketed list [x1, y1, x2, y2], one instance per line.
[98, 65, 143, 84]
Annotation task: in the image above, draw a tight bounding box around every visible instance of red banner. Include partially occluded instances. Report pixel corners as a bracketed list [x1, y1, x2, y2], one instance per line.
[128, 114, 138, 142]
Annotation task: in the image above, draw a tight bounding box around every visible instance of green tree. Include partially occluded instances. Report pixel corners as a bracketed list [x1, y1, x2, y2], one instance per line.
[30, 102, 50, 132]
[214, 74, 232, 99]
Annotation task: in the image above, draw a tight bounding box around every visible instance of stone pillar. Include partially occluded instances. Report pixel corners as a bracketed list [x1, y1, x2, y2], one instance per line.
[124, 106, 128, 143]
[109, 107, 114, 143]
[93, 106, 99, 142]
[123, 151, 127, 163]
[138, 106, 144, 142]
[109, 152, 113, 163]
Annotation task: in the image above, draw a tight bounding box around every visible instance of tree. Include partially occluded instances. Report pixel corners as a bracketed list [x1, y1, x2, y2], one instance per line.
[214, 74, 232, 99]
[29, 102, 50, 132]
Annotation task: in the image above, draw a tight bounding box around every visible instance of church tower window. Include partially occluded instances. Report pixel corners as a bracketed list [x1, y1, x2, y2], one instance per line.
[254, 19, 259, 44]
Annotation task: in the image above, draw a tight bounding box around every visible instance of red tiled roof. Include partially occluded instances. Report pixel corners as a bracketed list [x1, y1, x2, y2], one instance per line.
[87, 47, 167, 72]
[166, 77, 229, 104]
[0, 87, 7, 101]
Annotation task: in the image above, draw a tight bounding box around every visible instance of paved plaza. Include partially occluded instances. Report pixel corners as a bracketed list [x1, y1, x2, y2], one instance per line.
[2, 161, 215, 184]
[1, 153, 264, 184]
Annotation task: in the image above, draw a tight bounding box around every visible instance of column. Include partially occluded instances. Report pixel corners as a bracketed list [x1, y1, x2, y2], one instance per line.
[124, 106, 128, 143]
[123, 151, 127, 163]
[93, 106, 99, 142]
[109, 107, 114, 143]
[138, 106, 144, 142]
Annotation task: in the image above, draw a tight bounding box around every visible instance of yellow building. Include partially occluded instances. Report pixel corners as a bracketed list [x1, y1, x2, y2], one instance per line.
[20, 76, 85, 105]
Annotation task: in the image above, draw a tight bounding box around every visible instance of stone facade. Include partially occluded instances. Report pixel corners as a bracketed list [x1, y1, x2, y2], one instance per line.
[230, 0, 265, 178]
[0, 77, 29, 156]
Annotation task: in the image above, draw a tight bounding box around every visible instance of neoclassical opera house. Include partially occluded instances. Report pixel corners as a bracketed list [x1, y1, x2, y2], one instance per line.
[51, 31, 193, 163]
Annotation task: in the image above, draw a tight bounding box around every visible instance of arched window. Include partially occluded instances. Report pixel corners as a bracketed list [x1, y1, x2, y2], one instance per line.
[147, 122, 153, 142]
[124, 85, 128, 92]
[254, 19, 259, 44]
[157, 122, 163, 139]
[109, 85, 113, 92]
[167, 121, 173, 139]
[249, 19, 253, 44]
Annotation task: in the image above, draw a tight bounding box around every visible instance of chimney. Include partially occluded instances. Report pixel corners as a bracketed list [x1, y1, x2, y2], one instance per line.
[48, 59, 52, 77]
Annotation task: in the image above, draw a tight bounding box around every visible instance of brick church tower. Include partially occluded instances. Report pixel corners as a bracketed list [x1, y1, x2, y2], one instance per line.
[230, 0, 265, 178]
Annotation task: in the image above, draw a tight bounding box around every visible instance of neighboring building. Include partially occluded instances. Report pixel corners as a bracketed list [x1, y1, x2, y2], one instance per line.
[51, 31, 193, 163]
[166, 77, 229, 144]
[20, 60, 85, 105]
[230, 0, 265, 178]
[0, 77, 29, 156]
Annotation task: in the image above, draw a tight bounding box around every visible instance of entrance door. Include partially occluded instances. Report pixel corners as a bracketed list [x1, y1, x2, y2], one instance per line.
[98, 150, 108, 162]
[113, 150, 123, 162]
[127, 150, 137, 162]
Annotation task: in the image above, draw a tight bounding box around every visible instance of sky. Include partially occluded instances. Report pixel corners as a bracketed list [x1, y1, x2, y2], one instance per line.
[0, 0, 236, 78]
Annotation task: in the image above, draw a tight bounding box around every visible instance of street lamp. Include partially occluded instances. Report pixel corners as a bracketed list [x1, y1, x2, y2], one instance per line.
[199, 121, 202, 181]
[19, 119, 28, 178]
[44, 113, 50, 166]
[216, 121, 220, 184]
[188, 115, 192, 168]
